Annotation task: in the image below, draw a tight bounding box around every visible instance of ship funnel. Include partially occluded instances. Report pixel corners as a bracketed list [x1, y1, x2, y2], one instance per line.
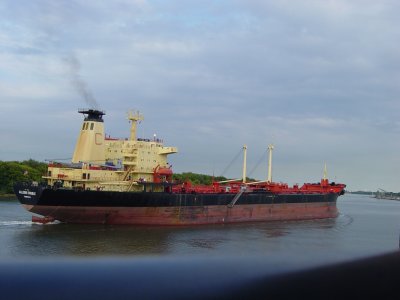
[72, 109, 106, 164]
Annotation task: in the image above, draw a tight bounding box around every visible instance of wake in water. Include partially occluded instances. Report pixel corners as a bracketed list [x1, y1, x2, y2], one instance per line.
[0, 220, 59, 226]
[332, 213, 354, 232]
[0, 221, 33, 226]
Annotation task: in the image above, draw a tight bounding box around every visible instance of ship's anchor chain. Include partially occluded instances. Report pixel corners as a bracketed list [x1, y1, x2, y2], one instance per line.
[227, 185, 247, 208]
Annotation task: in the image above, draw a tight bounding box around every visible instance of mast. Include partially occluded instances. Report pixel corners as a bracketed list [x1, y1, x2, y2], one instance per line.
[128, 110, 144, 141]
[323, 162, 328, 180]
[267, 144, 274, 182]
[242, 145, 247, 183]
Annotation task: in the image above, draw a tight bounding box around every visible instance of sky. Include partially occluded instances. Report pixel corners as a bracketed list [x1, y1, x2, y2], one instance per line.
[1, 0, 400, 192]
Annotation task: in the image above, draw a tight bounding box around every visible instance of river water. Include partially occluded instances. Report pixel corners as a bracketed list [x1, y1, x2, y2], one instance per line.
[0, 194, 399, 267]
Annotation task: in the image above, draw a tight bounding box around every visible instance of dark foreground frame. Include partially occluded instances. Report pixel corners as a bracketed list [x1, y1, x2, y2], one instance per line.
[0, 251, 398, 299]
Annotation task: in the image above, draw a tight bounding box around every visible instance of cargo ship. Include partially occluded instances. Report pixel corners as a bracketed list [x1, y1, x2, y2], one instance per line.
[14, 109, 346, 225]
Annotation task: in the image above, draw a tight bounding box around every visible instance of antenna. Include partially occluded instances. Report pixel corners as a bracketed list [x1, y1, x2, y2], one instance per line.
[127, 110, 144, 122]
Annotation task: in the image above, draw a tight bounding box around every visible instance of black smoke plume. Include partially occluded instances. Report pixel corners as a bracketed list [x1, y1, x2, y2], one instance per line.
[63, 55, 99, 109]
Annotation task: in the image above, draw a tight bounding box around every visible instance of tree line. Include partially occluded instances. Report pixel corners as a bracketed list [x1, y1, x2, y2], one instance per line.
[0, 160, 243, 195]
[0, 160, 47, 194]
[172, 172, 228, 185]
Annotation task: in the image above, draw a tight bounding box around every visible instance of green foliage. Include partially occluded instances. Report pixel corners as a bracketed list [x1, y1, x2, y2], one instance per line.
[0, 160, 47, 194]
[22, 159, 48, 174]
[172, 172, 228, 185]
[172, 173, 257, 185]
[0, 160, 258, 194]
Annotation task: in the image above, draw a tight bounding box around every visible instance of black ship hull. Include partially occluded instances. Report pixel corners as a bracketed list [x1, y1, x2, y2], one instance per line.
[14, 182, 340, 225]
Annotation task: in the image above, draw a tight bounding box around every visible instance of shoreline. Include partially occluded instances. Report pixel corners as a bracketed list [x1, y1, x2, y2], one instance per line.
[0, 194, 17, 200]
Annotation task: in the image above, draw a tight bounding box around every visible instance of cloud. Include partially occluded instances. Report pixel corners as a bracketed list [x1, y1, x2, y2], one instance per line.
[1, 0, 400, 191]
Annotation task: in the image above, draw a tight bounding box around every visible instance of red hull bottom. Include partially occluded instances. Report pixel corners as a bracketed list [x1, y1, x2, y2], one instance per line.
[25, 202, 338, 225]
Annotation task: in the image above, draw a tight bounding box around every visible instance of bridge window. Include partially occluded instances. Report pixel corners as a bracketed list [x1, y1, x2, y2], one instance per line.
[90, 123, 94, 130]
